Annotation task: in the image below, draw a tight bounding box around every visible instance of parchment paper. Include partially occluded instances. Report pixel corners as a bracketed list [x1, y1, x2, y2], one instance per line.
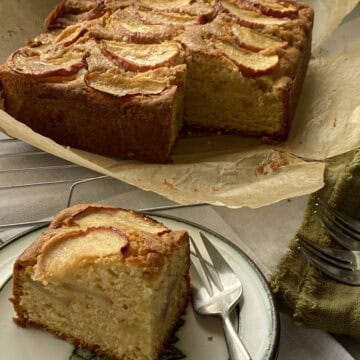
[0, 0, 359, 208]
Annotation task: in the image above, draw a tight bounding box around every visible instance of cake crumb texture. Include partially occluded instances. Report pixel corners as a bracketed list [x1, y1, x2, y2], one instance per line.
[11, 204, 190, 360]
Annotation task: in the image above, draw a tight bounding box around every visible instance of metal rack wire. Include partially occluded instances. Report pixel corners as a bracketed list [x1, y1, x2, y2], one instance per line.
[0, 134, 205, 246]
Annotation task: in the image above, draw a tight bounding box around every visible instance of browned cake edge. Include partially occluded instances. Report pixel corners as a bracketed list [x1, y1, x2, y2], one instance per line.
[0, 68, 184, 163]
[279, 6, 314, 139]
[11, 204, 191, 360]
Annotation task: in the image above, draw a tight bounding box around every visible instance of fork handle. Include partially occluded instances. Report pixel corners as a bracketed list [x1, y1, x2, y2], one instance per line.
[222, 313, 252, 360]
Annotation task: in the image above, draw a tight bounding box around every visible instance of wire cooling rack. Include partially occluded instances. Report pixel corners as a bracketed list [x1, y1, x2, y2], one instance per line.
[0, 133, 205, 247]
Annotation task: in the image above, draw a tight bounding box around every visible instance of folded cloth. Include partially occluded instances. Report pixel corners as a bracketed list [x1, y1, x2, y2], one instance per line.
[271, 149, 360, 339]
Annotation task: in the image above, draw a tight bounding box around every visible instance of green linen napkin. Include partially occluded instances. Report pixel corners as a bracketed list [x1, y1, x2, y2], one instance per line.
[271, 149, 360, 338]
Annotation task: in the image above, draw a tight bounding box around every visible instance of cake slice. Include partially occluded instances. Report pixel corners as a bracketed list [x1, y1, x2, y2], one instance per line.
[11, 204, 190, 360]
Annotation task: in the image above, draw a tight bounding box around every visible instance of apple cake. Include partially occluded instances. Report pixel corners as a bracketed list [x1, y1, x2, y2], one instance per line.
[0, 0, 313, 162]
[11, 204, 190, 360]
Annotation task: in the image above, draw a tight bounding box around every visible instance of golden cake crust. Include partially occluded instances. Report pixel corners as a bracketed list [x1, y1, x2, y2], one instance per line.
[49, 203, 169, 233]
[13, 204, 188, 272]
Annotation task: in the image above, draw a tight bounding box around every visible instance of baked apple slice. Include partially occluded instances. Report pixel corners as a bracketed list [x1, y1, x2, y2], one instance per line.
[54, 24, 87, 46]
[117, 21, 175, 42]
[8, 47, 86, 77]
[101, 41, 181, 72]
[139, 0, 192, 10]
[45, 0, 104, 29]
[82, 0, 106, 21]
[242, 0, 298, 18]
[138, 9, 198, 25]
[85, 68, 171, 97]
[34, 227, 129, 283]
[232, 24, 288, 51]
[105, 9, 176, 43]
[86, 44, 115, 72]
[220, 0, 290, 28]
[119, 19, 161, 33]
[214, 40, 279, 76]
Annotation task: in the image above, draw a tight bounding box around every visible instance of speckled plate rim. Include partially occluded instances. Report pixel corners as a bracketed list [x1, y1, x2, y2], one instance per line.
[0, 213, 280, 360]
[145, 212, 280, 360]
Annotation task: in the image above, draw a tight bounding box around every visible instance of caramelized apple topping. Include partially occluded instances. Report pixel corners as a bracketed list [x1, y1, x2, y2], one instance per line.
[82, 0, 106, 20]
[139, 0, 193, 10]
[34, 226, 129, 282]
[9, 46, 86, 77]
[119, 20, 164, 34]
[138, 9, 198, 25]
[45, 0, 104, 29]
[232, 24, 288, 51]
[105, 9, 176, 42]
[243, 0, 298, 18]
[221, 0, 290, 28]
[85, 67, 171, 97]
[86, 44, 115, 72]
[54, 24, 87, 46]
[104, 0, 134, 9]
[101, 41, 181, 71]
[214, 39, 279, 76]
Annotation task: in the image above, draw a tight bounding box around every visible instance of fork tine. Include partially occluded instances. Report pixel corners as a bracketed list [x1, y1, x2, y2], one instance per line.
[201, 232, 240, 291]
[317, 209, 360, 250]
[190, 236, 214, 296]
[198, 233, 224, 291]
[318, 198, 360, 241]
[297, 237, 355, 271]
[299, 247, 360, 286]
[317, 198, 360, 234]
[318, 202, 360, 241]
[190, 257, 212, 297]
[297, 234, 355, 265]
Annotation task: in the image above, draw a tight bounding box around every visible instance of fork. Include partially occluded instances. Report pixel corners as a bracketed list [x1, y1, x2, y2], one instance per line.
[315, 198, 360, 250]
[297, 234, 360, 285]
[190, 232, 252, 360]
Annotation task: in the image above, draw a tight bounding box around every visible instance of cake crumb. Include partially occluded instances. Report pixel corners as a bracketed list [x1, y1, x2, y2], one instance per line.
[333, 118, 337, 128]
[255, 152, 289, 177]
[163, 179, 177, 190]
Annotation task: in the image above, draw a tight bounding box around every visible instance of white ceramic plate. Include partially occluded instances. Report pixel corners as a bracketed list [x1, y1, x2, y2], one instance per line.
[0, 214, 279, 360]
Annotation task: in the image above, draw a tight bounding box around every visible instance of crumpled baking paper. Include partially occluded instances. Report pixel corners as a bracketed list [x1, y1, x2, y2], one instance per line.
[0, 0, 359, 208]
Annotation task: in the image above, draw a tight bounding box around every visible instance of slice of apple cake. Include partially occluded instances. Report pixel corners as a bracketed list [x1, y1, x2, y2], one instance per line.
[0, 0, 313, 161]
[11, 204, 190, 360]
